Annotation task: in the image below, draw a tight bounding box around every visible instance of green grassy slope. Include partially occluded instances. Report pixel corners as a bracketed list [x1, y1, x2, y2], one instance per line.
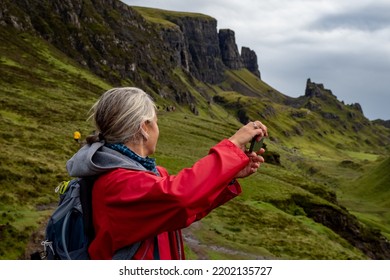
[0, 28, 110, 259]
[133, 6, 214, 27]
[348, 157, 390, 206]
[338, 157, 390, 239]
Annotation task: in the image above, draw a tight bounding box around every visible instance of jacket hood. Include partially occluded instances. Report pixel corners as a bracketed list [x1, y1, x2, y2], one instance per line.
[66, 141, 146, 177]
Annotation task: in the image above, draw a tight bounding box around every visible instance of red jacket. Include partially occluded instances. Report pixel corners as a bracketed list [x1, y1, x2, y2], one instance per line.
[88, 139, 249, 259]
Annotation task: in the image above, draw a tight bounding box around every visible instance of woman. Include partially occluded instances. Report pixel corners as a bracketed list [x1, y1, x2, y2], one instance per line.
[66, 87, 268, 260]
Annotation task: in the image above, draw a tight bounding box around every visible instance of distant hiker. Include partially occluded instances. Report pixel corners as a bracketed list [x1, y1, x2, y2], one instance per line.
[66, 87, 268, 260]
[73, 130, 81, 143]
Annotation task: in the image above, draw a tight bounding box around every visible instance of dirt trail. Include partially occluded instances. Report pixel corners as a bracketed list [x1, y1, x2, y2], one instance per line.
[24, 219, 48, 259]
[182, 222, 270, 260]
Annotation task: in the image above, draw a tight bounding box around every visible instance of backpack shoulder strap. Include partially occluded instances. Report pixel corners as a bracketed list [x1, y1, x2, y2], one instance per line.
[78, 176, 97, 244]
[112, 242, 142, 260]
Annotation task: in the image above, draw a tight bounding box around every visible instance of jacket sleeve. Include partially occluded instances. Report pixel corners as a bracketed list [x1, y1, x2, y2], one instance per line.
[93, 139, 249, 250]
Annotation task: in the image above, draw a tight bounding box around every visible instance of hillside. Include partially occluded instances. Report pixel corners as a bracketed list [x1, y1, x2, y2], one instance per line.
[1, 0, 390, 260]
[338, 158, 390, 240]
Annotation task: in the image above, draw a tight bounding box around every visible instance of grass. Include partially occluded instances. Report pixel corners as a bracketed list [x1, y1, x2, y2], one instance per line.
[337, 157, 390, 239]
[194, 201, 366, 260]
[0, 29, 108, 259]
[133, 6, 214, 29]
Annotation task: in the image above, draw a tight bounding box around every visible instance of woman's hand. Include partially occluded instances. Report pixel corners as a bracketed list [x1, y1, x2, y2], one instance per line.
[235, 149, 265, 178]
[229, 121, 268, 179]
[229, 121, 268, 151]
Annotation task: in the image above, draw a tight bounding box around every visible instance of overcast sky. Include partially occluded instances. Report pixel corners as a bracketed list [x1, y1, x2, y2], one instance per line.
[122, 0, 390, 120]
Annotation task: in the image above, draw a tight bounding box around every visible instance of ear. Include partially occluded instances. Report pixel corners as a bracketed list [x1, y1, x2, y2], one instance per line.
[140, 121, 149, 140]
[141, 121, 148, 132]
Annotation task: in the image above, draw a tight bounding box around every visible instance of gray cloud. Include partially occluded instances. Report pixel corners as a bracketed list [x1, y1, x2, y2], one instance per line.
[310, 4, 390, 32]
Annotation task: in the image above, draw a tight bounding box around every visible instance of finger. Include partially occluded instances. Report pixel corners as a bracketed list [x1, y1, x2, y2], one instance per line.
[259, 128, 267, 138]
[254, 129, 264, 138]
[258, 156, 265, 163]
[248, 151, 264, 162]
[259, 157, 264, 164]
[247, 151, 258, 158]
[250, 155, 264, 163]
[254, 134, 263, 142]
[254, 121, 268, 137]
[249, 122, 264, 137]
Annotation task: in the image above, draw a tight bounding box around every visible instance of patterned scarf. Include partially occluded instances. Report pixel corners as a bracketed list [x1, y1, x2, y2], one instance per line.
[105, 143, 159, 175]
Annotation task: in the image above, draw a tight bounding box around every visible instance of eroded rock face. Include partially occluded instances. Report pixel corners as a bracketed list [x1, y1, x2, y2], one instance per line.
[165, 16, 226, 84]
[241, 46, 261, 78]
[2, 0, 262, 90]
[218, 29, 243, 70]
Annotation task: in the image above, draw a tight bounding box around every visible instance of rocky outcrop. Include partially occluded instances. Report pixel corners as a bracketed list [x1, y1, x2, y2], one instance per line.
[160, 25, 191, 72]
[163, 15, 226, 84]
[305, 78, 335, 99]
[218, 29, 261, 78]
[271, 194, 390, 260]
[348, 103, 363, 114]
[152, 15, 262, 84]
[304, 79, 370, 125]
[241, 47, 261, 78]
[373, 119, 390, 128]
[218, 29, 243, 70]
[303, 201, 390, 260]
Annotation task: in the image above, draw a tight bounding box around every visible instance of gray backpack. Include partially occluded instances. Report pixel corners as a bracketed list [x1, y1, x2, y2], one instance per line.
[40, 177, 140, 260]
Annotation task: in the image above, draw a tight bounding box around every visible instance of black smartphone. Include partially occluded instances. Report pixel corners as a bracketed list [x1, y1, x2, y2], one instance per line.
[249, 136, 264, 153]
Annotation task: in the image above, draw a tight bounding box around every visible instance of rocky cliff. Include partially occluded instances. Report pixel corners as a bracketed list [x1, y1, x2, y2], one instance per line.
[162, 14, 226, 84]
[1, 0, 262, 99]
[1, 0, 176, 89]
[138, 8, 262, 84]
[217, 30, 260, 78]
[218, 29, 243, 70]
[241, 46, 261, 78]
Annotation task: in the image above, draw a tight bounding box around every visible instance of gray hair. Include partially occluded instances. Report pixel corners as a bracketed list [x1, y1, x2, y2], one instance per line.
[87, 87, 156, 144]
